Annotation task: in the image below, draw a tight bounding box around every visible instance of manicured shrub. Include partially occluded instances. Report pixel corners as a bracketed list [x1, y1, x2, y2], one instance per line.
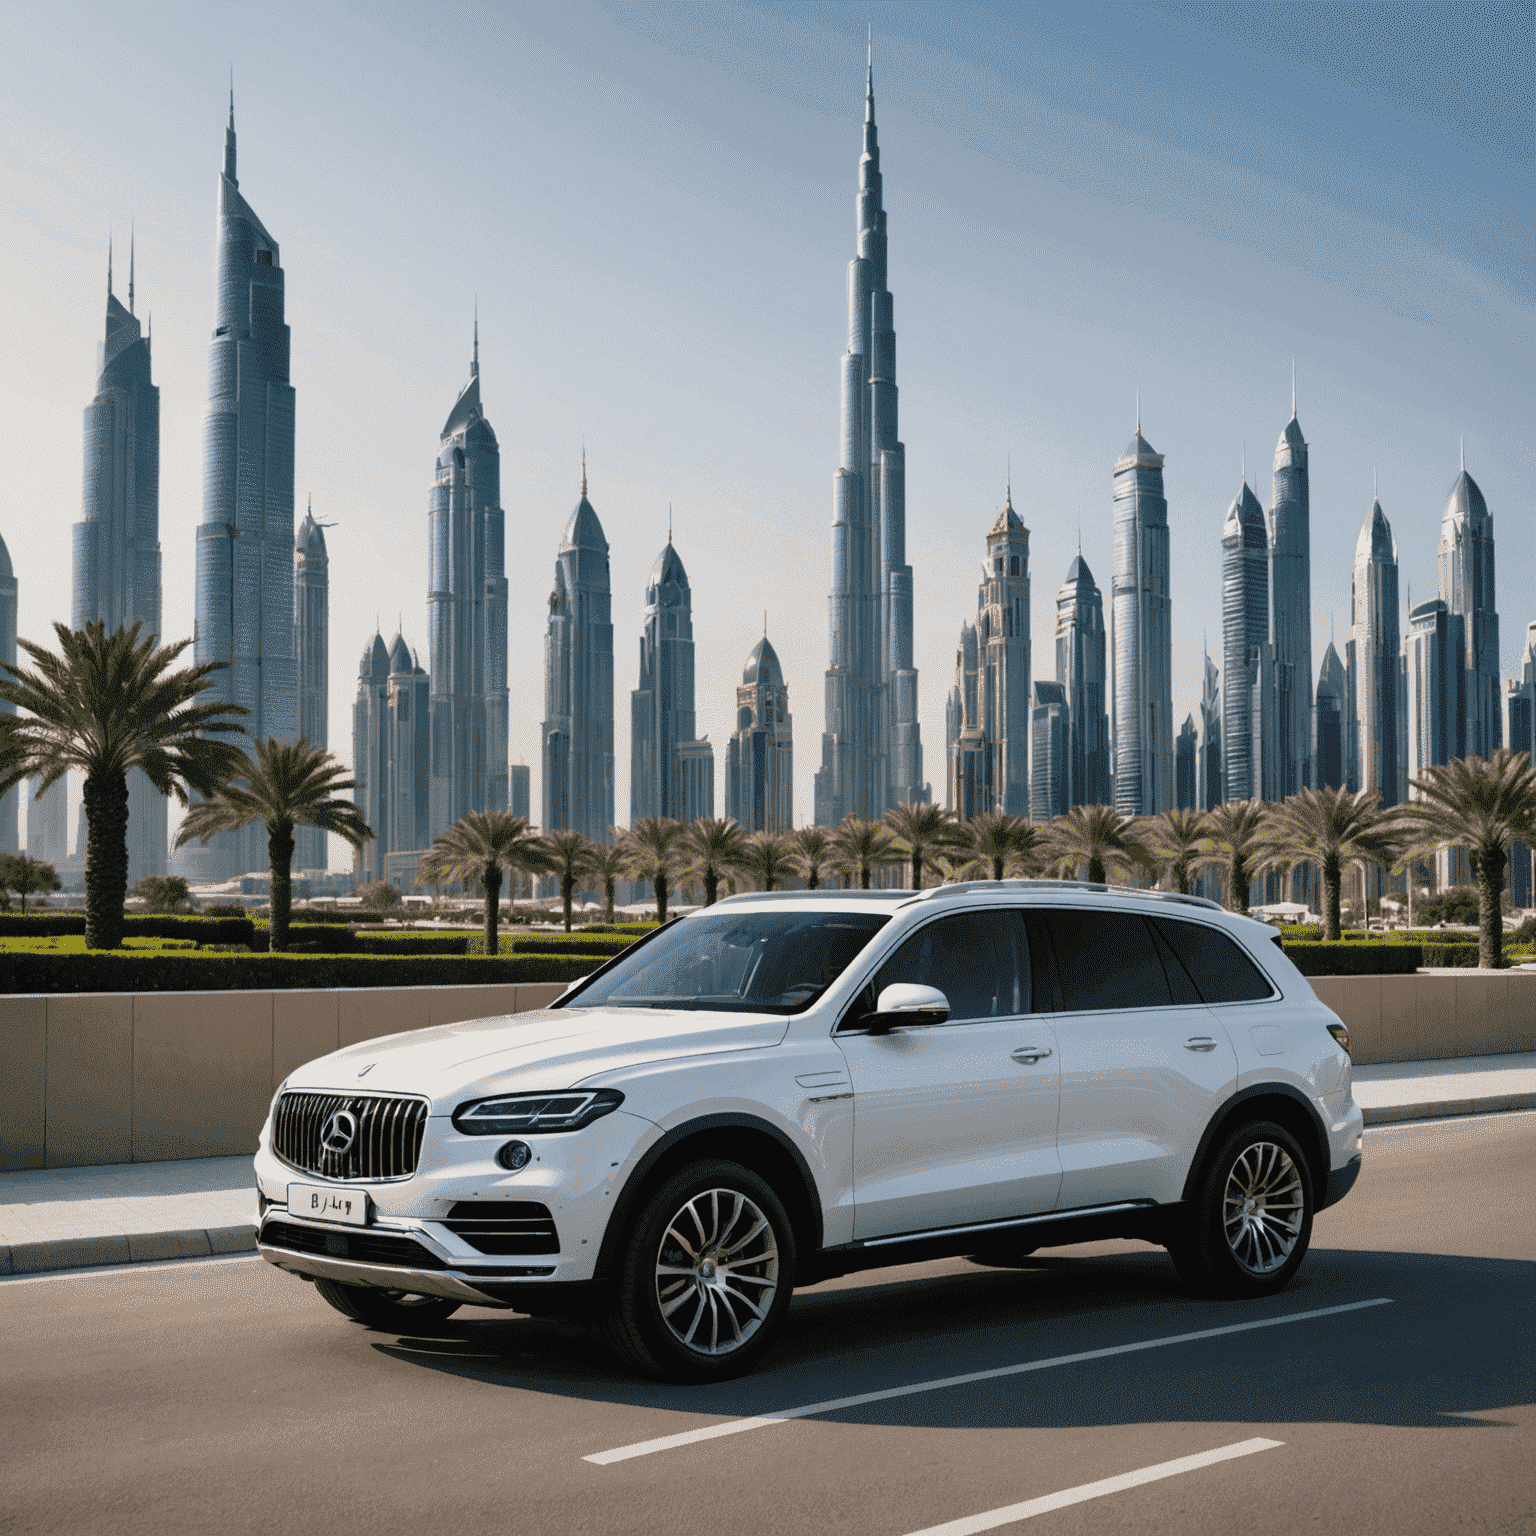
[466, 930, 630, 958]
[0, 950, 603, 994]
[0, 912, 256, 946]
[1282, 942, 1423, 977]
[1420, 943, 1481, 968]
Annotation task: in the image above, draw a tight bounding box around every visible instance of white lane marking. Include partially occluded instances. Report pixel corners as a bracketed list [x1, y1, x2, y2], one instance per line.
[585, 1297, 1390, 1465]
[900, 1437, 1284, 1536]
[0, 1254, 263, 1287]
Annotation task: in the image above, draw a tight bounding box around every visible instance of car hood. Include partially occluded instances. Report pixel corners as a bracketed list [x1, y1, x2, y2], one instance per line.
[281, 1005, 791, 1109]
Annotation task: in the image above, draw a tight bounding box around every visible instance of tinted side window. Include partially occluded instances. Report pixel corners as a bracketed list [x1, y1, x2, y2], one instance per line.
[1153, 918, 1274, 1004]
[872, 911, 1029, 1022]
[1043, 910, 1172, 1012]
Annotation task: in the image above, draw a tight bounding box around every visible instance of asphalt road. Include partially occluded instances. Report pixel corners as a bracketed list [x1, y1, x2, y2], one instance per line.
[2, 1111, 1532, 1536]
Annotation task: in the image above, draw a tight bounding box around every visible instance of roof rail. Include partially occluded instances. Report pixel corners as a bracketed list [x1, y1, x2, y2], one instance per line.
[908, 879, 1222, 912]
[713, 888, 915, 905]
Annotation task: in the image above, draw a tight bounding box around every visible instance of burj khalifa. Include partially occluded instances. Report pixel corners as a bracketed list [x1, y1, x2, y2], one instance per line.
[814, 56, 926, 827]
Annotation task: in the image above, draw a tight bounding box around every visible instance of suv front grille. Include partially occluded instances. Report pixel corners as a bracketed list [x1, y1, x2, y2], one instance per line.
[273, 1092, 428, 1181]
[259, 1219, 448, 1270]
[444, 1201, 560, 1255]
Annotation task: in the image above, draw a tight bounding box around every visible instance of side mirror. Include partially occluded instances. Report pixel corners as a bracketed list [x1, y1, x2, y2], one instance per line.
[865, 983, 950, 1035]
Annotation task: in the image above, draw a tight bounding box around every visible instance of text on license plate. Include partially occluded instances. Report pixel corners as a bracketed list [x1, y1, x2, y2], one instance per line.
[288, 1183, 370, 1226]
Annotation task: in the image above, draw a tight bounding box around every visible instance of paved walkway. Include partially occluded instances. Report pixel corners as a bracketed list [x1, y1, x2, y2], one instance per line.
[3, 1052, 1533, 1278]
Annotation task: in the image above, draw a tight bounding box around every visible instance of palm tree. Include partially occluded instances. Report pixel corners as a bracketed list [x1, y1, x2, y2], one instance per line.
[738, 832, 795, 892]
[175, 737, 372, 951]
[618, 817, 688, 923]
[681, 816, 749, 905]
[788, 825, 834, 890]
[830, 814, 901, 890]
[884, 802, 964, 890]
[417, 812, 550, 955]
[1393, 750, 1536, 968]
[539, 830, 602, 932]
[1203, 800, 1272, 914]
[1139, 808, 1213, 896]
[1259, 787, 1396, 941]
[965, 811, 1043, 881]
[1043, 804, 1152, 886]
[0, 852, 61, 913]
[0, 621, 248, 949]
[589, 839, 629, 924]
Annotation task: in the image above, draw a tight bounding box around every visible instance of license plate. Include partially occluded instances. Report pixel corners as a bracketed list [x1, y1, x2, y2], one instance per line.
[288, 1183, 370, 1227]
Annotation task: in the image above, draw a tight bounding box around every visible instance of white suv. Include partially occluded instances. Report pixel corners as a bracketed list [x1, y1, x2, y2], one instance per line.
[254, 882, 1364, 1381]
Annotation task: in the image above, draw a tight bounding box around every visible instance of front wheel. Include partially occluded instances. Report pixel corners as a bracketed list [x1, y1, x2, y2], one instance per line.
[1168, 1120, 1314, 1298]
[601, 1159, 796, 1382]
[313, 1277, 462, 1333]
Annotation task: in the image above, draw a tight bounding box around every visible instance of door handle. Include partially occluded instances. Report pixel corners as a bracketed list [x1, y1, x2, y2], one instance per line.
[1184, 1037, 1218, 1052]
[1010, 1046, 1052, 1064]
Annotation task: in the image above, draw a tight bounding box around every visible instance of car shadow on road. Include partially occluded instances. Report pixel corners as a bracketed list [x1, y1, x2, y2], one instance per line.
[370, 1243, 1534, 1435]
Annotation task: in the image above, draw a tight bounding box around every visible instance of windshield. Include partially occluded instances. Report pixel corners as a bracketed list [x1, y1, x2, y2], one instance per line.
[559, 910, 891, 1014]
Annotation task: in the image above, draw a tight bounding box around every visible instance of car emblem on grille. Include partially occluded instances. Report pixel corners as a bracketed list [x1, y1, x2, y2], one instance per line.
[320, 1109, 358, 1155]
[356, 1063, 376, 1078]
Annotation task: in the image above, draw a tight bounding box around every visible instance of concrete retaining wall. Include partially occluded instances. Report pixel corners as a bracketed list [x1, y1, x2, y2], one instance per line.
[0, 982, 567, 1172]
[1, 972, 1532, 1172]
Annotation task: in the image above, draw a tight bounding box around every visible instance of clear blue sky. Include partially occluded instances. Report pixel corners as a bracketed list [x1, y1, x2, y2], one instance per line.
[2, 1, 1531, 858]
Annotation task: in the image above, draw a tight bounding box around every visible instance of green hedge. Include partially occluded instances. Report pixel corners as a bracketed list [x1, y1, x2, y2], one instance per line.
[0, 950, 607, 994]
[1421, 943, 1481, 968]
[267, 924, 476, 956]
[507, 932, 635, 955]
[1282, 942, 1423, 977]
[0, 913, 257, 945]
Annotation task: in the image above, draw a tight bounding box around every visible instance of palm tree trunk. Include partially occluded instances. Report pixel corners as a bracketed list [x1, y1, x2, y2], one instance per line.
[1473, 848, 1505, 969]
[860, 861, 872, 890]
[604, 877, 616, 924]
[654, 872, 669, 924]
[992, 856, 1004, 880]
[1322, 852, 1342, 942]
[703, 869, 718, 906]
[562, 872, 575, 932]
[267, 819, 295, 952]
[1230, 855, 1251, 914]
[482, 861, 502, 956]
[82, 771, 129, 950]
[807, 866, 822, 891]
[1087, 855, 1106, 885]
[911, 849, 923, 890]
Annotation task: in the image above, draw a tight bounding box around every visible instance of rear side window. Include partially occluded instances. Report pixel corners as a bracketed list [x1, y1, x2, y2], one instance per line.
[869, 910, 1030, 1022]
[1153, 918, 1274, 1003]
[1040, 910, 1172, 1012]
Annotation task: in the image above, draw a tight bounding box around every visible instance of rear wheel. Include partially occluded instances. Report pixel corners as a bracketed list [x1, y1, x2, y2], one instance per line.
[1168, 1120, 1313, 1298]
[313, 1277, 462, 1333]
[601, 1159, 796, 1383]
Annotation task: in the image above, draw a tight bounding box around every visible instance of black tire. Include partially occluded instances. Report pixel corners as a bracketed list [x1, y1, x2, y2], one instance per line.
[964, 1246, 1041, 1269]
[1168, 1120, 1314, 1299]
[600, 1158, 796, 1383]
[313, 1277, 462, 1333]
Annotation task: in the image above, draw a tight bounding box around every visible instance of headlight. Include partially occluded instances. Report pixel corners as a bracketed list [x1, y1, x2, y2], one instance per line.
[452, 1088, 625, 1135]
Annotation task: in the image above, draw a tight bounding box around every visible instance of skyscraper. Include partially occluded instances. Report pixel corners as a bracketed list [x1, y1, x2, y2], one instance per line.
[510, 765, 530, 823]
[189, 95, 297, 881]
[1315, 642, 1348, 791]
[1348, 492, 1401, 806]
[1404, 599, 1466, 785]
[630, 539, 706, 823]
[352, 634, 390, 885]
[727, 636, 793, 835]
[27, 778, 68, 867]
[1055, 553, 1111, 807]
[1176, 715, 1198, 810]
[75, 239, 165, 883]
[294, 501, 328, 871]
[352, 630, 429, 886]
[1198, 650, 1222, 810]
[815, 57, 924, 825]
[1222, 479, 1271, 802]
[0, 532, 15, 853]
[1270, 394, 1313, 796]
[1438, 458, 1500, 760]
[542, 469, 614, 844]
[429, 326, 509, 837]
[1111, 423, 1173, 815]
[1508, 622, 1535, 908]
[1030, 682, 1069, 822]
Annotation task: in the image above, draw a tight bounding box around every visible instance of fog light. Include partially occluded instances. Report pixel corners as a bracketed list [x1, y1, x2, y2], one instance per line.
[496, 1140, 532, 1172]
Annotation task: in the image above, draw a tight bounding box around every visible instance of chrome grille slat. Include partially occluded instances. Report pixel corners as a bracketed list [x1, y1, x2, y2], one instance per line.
[273, 1091, 428, 1181]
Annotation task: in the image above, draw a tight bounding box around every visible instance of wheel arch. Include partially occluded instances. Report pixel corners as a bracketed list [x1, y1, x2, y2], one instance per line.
[1182, 1083, 1331, 1204]
[595, 1112, 824, 1282]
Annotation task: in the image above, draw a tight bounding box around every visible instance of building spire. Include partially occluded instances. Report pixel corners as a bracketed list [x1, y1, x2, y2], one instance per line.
[107, 230, 113, 298]
[1135, 387, 1140, 434]
[472, 299, 479, 377]
[1291, 358, 1296, 418]
[128, 223, 135, 315]
[1005, 454, 1012, 510]
[1460, 435, 1465, 472]
[865, 25, 874, 122]
[224, 71, 238, 185]
[580, 446, 587, 499]
[667, 502, 673, 543]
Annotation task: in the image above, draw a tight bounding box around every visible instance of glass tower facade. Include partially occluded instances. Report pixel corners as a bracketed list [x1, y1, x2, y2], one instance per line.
[1269, 407, 1313, 796]
[294, 504, 328, 871]
[1348, 496, 1401, 806]
[1221, 480, 1272, 802]
[1054, 553, 1110, 808]
[1437, 465, 1500, 760]
[630, 541, 706, 823]
[727, 637, 793, 835]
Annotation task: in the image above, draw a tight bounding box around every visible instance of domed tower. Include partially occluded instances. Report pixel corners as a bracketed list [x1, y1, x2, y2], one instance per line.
[727, 634, 792, 833]
[1221, 476, 1273, 802]
[1437, 457, 1499, 758]
[1055, 552, 1110, 809]
[0, 529, 16, 852]
[293, 501, 329, 871]
[1270, 388, 1313, 796]
[428, 318, 509, 839]
[1349, 490, 1401, 806]
[541, 463, 614, 841]
[631, 534, 712, 823]
[353, 631, 392, 882]
[387, 633, 430, 866]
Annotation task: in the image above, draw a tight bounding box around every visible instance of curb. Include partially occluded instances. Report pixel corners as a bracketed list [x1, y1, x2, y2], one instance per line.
[0, 1224, 254, 1278]
[1361, 1092, 1536, 1127]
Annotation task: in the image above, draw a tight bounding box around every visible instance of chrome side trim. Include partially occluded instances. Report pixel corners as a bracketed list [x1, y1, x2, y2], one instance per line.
[858, 1200, 1156, 1249]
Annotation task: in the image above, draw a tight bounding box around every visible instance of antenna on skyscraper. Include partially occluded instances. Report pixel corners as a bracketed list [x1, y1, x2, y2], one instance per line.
[1135, 387, 1140, 433]
[1460, 435, 1465, 472]
[1291, 359, 1296, 417]
[107, 230, 112, 298]
[472, 298, 479, 377]
[581, 444, 587, 498]
[128, 223, 135, 315]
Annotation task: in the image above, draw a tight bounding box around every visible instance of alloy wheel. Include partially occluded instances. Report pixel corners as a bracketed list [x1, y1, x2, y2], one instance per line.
[654, 1187, 780, 1356]
[1222, 1140, 1305, 1275]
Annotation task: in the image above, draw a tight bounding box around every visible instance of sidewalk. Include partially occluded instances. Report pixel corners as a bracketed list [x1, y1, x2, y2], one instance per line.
[3, 1052, 1533, 1278]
